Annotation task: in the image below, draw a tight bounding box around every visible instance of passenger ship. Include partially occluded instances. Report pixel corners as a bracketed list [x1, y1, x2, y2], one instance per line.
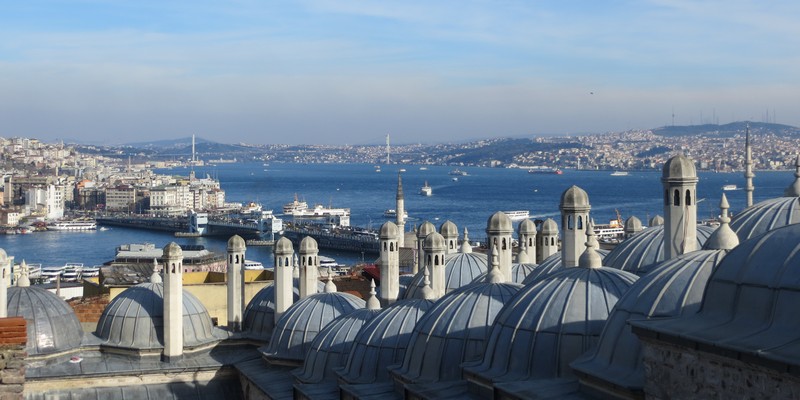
[502, 210, 530, 221]
[47, 220, 97, 231]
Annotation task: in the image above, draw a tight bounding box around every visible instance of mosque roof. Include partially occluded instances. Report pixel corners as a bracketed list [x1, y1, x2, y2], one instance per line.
[391, 281, 522, 384]
[299, 236, 318, 252]
[602, 224, 715, 275]
[633, 223, 800, 370]
[518, 218, 537, 235]
[422, 231, 446, 252]
[403, 252, 488, 299]
[474, 262, 537, 284]
[571, 249, 727, 391]
[540, 218, 558, 234]
[417, 221, 436, 238]
[486, 211, 513, 233]
[293, 308, 381, 384]
[729, 196, 800, 242]
[337, 298, 436, 385]
[624, 216, 643, 233]
[464, 267, 637, 384]
[262, 292, 365, 365]
[227, 235, 246, 252]
[6, 286, 83, 356]
[274, 236, 293, 254]
[439, 220, 458, 238]
[379, 221, 399, 239]
[559, 185, 590, 210]
[94, 282, 217, 351]
[661, 154, 697, 180]
[242, 283, 300, 341]
[520, 250, 610, 286]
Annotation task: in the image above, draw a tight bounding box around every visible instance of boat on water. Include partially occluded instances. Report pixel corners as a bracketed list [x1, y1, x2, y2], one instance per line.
[419, 167, 428, 171]
[47, 220, 97, 231]
[399, 168, 406, 172]
[283, 195, 309, 214]
[383, 209, 409, 219]
[722, 184, 738, 191]
[244, 260, 268, 270]
[61, 263, 84, 282]
[610, 171, 629, 176]
[502, 210, 530, 221]
[420, 181, 432, 196]
[449, 169, 468, 176]
[527, 167, 563, 175]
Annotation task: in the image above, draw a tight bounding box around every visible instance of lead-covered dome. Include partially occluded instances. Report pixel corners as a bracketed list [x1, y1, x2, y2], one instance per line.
[474, 262, 537, 284]
[299, 236, 318, 252]
[417, 221, 436, 239]
[661, 154, 696, 180]
[338, 299, 436, 384]
[227, 235, 246, 252]
[486, 211, 513, 234]
[603, 224, 715, 275]
[403, 252, 488, 299]
[571, 249, 727, 393]
[242, 283, 301, 340]
[520, 250, 611, 285]
[439, 220, 458, 238]
[274, 236, 293, 254]
[540, 218, 558, 235]
[391, 281, 522, 384]
[518, 219, 537, 236]
[464, 267, 637, 386]
[633, 223, 800, 368]
[95, 282, 216, 351]
[560, 185, 590, 210]
[6, 286, 83, 356]
[729, 197, 800, 242]
[624, 216, 643, 236]
[380, 221, 399, 239]
[262, 292, 365, 365]
[423, 231, 446, 252]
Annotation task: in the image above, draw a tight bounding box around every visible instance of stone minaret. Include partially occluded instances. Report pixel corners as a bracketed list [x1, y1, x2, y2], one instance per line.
[537, 218, 559, 263]
[559, 185, 591, 268]
[162, 242, 184, 363]
[416, 222, 436, 275]
[298, 237, 320, 298]
[744, 123, 755, 207]
[0, 249, 7, 318]
[517, 219, 537, 259]
[379, 221, 400, 305]
[226, 235, 246, 331]
[662, 154, 699, 259]
[440, 221, 459, 255]
[423, 232, 447, 298]
[273, 237, 294, 324]
[396, 173, 406, 247]
[486, 211, 513, 279]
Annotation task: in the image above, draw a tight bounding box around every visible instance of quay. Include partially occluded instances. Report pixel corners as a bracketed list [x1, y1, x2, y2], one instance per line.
[281, 223, 380, 254]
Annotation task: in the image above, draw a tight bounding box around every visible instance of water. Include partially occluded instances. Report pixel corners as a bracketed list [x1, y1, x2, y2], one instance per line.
[1, 163, 793, 268]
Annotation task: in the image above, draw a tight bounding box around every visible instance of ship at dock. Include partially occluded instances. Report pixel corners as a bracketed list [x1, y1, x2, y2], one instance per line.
[528, 166, 563, 175]
[281, 195, 351, 227]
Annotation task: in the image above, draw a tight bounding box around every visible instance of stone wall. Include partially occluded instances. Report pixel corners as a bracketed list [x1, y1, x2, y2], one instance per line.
[640, 337, 800, 399]
[0, 317, 26, 400]
[68, 294, 109, 332]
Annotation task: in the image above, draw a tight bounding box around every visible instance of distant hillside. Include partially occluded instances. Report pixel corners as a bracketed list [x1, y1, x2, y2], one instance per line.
[122, 136, 215, 148]
[442, 138, 586, 165]
[652, 121, 800, 137]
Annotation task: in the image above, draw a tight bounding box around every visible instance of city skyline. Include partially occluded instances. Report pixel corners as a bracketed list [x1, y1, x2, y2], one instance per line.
[1, 1, 799, 145]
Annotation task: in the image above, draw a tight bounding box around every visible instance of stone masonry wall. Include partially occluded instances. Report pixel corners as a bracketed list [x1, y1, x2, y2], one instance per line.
[68, 294, 110, 332]
[0, 317, 26, 400]
[640, 337, 800, 399]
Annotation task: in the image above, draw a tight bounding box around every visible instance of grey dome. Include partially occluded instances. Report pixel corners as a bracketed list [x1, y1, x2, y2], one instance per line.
[377, 274, 415, 300]
[299, 236, 318, 253]
[661, 154, 696, 180]
[423, 232, 446, 252]
[633, 223, 800, 368]
[465, 267, 637, 384]
[294, 308, 381, 384]
[417, 221, 436, 239]
[571, 249, 727, 392]
[163, 242, 183, 258]
[474, 263, 537, 284]
[487, 211, 513, 234]
[263, 292, 365, 364]
[559, 185, 590, 210]
[275, 236, 293, 254]
[729, 197, 800, 242]
[624, 216, 643, 233]
[95, 282, 216, 351]
[649, 215, 664, 226]
[518, 219, 537, 235]
[520, 250, 611, 286]
[540, 218, 558, 235]
[242, 283, 301, 340]
[379, 221, 399, 239]
[338, 299, 436, 384]
[403, 252, 488, 299]
[392, 281, 522, 384]
[6, 286, 83, 356]
[439, 220, 458, 238]
[603, 224, 715, 276]
[227, 235, 246, 252]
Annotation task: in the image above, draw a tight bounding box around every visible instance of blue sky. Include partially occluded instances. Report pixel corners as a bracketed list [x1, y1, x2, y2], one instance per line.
[1, 1, 798, 145]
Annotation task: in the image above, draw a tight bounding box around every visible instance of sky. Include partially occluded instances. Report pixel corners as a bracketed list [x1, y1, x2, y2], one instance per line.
[1, 1, 799, 145]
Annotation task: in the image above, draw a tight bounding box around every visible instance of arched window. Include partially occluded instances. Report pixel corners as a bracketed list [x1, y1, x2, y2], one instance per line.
[528, 238, 534, 248]
[673, 189, 680, 206]
[284, 257, 289, 266]
[383, 242, 387, 251]
[171, 264, 175, 273]
[567, 215, 574, 230]
[390, 242, 394, 251]
[502, 238, 507, 250]
[435, 255, 439, 265]
[577, 216, 583, 229]
[551, 237, 555, 246]
[235, 255, 240, 263]
[427, 255, 432, 266]
[229, 255, 233, 263]
[685, 189, 692, 206]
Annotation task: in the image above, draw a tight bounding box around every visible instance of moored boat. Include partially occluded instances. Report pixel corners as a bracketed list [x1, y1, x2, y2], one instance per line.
[47, 220, 97, 231]
[528, 167, 563, 175]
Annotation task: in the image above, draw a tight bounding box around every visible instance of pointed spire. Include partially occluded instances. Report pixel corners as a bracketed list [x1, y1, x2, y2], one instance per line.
[292, 253, 300, 278]
[784, 155, 800, 197]
[460, 227, 472, 253]
[578, 220, 603, 268]
[516, 243, 531, 264]
[486, 244, 505, 283]
[17, 260, 30, 287]
[366, 279, 381, 310]
[419, 265, 435, 300]
[324, 267, 337, 293]
[704, 193, 740, 251]
[150, 258, 162, 283]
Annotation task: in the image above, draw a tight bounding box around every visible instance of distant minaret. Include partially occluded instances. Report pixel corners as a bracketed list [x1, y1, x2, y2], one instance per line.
[0, 249, 8, 318]
[486, 211, 513, 279]
[662, 155, 699, 259]
[273, 237, 294, 324]
[517, 219, 537, 259]
[744, 123, 755, 207]
[396, 173, 406, 247]
[386, 134, 391, 165]
[537, 218, 559, 263]
[379, 221, 400, 305]
[560, 185, 591, 268]
[440, 221, 458, 255]
[226, 235, 246, 331]
[416, 222, 436, 275]
[424, 232, 447, 298]
[162, 242, 184, 362]
[298, 237, 320, 298]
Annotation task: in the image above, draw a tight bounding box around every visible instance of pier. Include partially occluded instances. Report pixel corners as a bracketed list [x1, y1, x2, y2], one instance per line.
[281, 224, 380, 254]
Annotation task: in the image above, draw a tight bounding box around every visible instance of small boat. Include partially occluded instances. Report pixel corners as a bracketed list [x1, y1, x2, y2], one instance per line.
[527, 167, 563, 175]
[419, 167, 428, 171]
[244, 260, 265, 270]
[449, 169, 468, 176]
[61, 263, 84, 282]
[452, 177, 459, 182]
[383, 209, 409, 219]
[420, 181, 432, 196]
[399, 168, 407, 172]
[610, 171, 629, 176]
[722, 184, 738, 191]
[502, 211, 530, 221]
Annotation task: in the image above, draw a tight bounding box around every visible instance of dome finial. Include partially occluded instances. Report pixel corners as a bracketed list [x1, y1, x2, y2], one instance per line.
[150, 258, 162, 284]
[17, 260, 30, 287]
[366, 279, 381, 310]
[517, 243, 531, 264]
[784, 154, 800, 197]
[487, 244, 505, 283]
[420, 265, 435, 300]
[461, 227, 472, 253]
[292, 253, 300, 278]
[324, 267, 337, 293]
[703, 193, 740, 251]
[578, 220, 603, 268]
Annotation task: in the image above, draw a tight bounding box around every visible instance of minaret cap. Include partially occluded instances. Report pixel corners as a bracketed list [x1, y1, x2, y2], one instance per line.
[227, 235, 246, 252]
[703, 193, 740, 251]
[578, 221, 603, 268]
[366, 279, 381, 310]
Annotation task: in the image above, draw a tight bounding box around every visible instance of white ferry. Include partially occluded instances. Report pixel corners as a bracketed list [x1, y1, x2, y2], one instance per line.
[610, 171, 629, 176]
[383, 209, 409, 219]
[244, 260, 266, 270]
[283, 195, 309, 214]
[502, 210, 530, 221]
[420, 181, 432, 196]
[40, 265, 66, 282]
[61, 263, 84, 282]
[722, 184, 738, 191]
[47, 220, 97, 231]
